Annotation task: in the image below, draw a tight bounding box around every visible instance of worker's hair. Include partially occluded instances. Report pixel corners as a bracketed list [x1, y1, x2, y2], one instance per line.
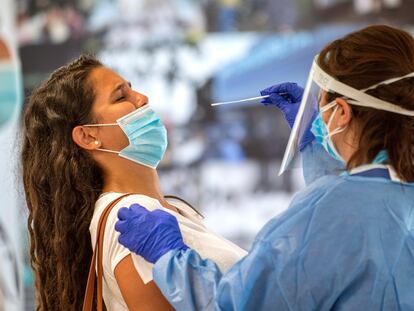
[318, 25, 414, 181]
[22, 54, 103, 310]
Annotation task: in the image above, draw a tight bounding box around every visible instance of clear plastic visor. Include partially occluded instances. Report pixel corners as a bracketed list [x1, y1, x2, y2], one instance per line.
[279, 55, 414, 175]
[278, 58, 327, 175]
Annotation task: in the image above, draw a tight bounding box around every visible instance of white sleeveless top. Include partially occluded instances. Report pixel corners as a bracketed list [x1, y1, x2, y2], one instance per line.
[89, 193, 247, 311]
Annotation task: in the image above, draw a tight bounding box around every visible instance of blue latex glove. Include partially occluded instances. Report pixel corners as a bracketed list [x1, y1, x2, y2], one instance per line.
[260, 82, 315, 151]
[260, 82, 303, 128]
[115, 204, 188, 264]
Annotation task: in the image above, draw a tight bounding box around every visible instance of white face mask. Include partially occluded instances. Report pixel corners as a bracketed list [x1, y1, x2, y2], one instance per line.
[83, 105, 168, 169]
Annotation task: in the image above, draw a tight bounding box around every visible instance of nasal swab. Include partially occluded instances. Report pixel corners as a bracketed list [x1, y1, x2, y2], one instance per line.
[211, 93, 288, 107]
[211, 95, 270, 107]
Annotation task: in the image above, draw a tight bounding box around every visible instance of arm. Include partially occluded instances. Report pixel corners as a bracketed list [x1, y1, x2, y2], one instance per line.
[154, 249, 223, 311]
[102, 196, 178, 310]
[115, 204, 291, 311]
[114, 255, 174, 311]
[115, 204, 221, 310]
[154, 241, 289, 311]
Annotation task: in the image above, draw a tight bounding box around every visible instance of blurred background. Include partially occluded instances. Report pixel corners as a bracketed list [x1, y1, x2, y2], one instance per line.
[1, 0, 414, 309]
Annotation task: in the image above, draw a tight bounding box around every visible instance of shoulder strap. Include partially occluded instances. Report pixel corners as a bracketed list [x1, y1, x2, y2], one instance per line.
[82, 193, 134, 311]
[164, 195, 204, 219]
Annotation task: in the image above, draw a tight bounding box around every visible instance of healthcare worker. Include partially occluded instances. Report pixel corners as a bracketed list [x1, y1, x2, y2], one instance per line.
[115, 24, 414, 310]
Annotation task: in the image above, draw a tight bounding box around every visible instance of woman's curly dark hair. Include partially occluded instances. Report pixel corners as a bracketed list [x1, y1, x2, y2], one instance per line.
[22, 54, 104, 310]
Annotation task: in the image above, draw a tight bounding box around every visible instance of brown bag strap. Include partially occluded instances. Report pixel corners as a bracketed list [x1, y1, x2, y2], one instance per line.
[83, 193, 134, 311]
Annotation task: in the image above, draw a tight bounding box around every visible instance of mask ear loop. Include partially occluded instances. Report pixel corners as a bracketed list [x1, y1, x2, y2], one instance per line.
[82, 123, 119, 154]
[82, 124, 120, 154]
[83, 123, 118, 127]
[320, 100, 338, 113]
[323, 105, 347, 161]
[96, 148, 119, 154]
[324, 105, 348, 138]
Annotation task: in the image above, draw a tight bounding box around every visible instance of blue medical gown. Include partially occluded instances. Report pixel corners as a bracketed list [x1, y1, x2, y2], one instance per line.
[154, 173, 414, 310]
[302, 141, 345, 185]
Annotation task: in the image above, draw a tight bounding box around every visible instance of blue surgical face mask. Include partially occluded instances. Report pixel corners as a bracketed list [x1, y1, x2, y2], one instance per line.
[84, 105, 168, 169]
[311, 102, 347, 164]
[0, 61, 21, 127]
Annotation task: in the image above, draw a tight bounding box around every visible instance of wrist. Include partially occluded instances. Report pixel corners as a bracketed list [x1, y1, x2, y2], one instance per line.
[154, 243, 189, 263]
[172, 240, 189, 252]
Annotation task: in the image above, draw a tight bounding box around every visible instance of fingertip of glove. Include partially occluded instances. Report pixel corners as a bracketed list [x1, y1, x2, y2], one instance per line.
[117, 207, 131, 221]
[114, 220, 124, 233]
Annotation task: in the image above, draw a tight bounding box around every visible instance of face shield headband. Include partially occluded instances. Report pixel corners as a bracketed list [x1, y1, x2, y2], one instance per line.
[279, 54, 414, 175]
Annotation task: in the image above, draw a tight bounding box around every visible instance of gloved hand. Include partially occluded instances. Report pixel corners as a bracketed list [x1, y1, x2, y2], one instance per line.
[260, 82, 304, 128]
[260, 82, 315, 151]
[115, 203, 188, 264]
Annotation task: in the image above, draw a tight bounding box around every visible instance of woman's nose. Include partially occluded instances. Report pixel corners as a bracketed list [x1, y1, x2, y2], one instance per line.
[133, 92, 148, 108]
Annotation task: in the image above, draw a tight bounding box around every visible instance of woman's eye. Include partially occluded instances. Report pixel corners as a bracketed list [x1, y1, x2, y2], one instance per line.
[116, 96, 125, 102]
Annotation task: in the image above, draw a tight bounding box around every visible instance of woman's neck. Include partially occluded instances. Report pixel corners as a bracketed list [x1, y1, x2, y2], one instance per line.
[101, 158, 172, 208]
[336, 124, 359, 168]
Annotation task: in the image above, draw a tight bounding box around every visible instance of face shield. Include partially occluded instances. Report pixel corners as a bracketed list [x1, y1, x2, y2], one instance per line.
[279, 54, 414, 175]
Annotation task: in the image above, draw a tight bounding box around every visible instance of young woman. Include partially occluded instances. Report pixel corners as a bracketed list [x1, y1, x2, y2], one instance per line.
[22, 55, 246, 310]
[114, 25, 414, 310]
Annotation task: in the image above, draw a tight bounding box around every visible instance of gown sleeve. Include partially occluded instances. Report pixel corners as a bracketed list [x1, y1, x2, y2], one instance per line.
[153, 239, 288, 311]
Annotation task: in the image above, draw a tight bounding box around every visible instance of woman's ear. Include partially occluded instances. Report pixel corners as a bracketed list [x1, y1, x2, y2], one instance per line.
[72, 126, 101, 150]
[335, 97, 352, 127]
